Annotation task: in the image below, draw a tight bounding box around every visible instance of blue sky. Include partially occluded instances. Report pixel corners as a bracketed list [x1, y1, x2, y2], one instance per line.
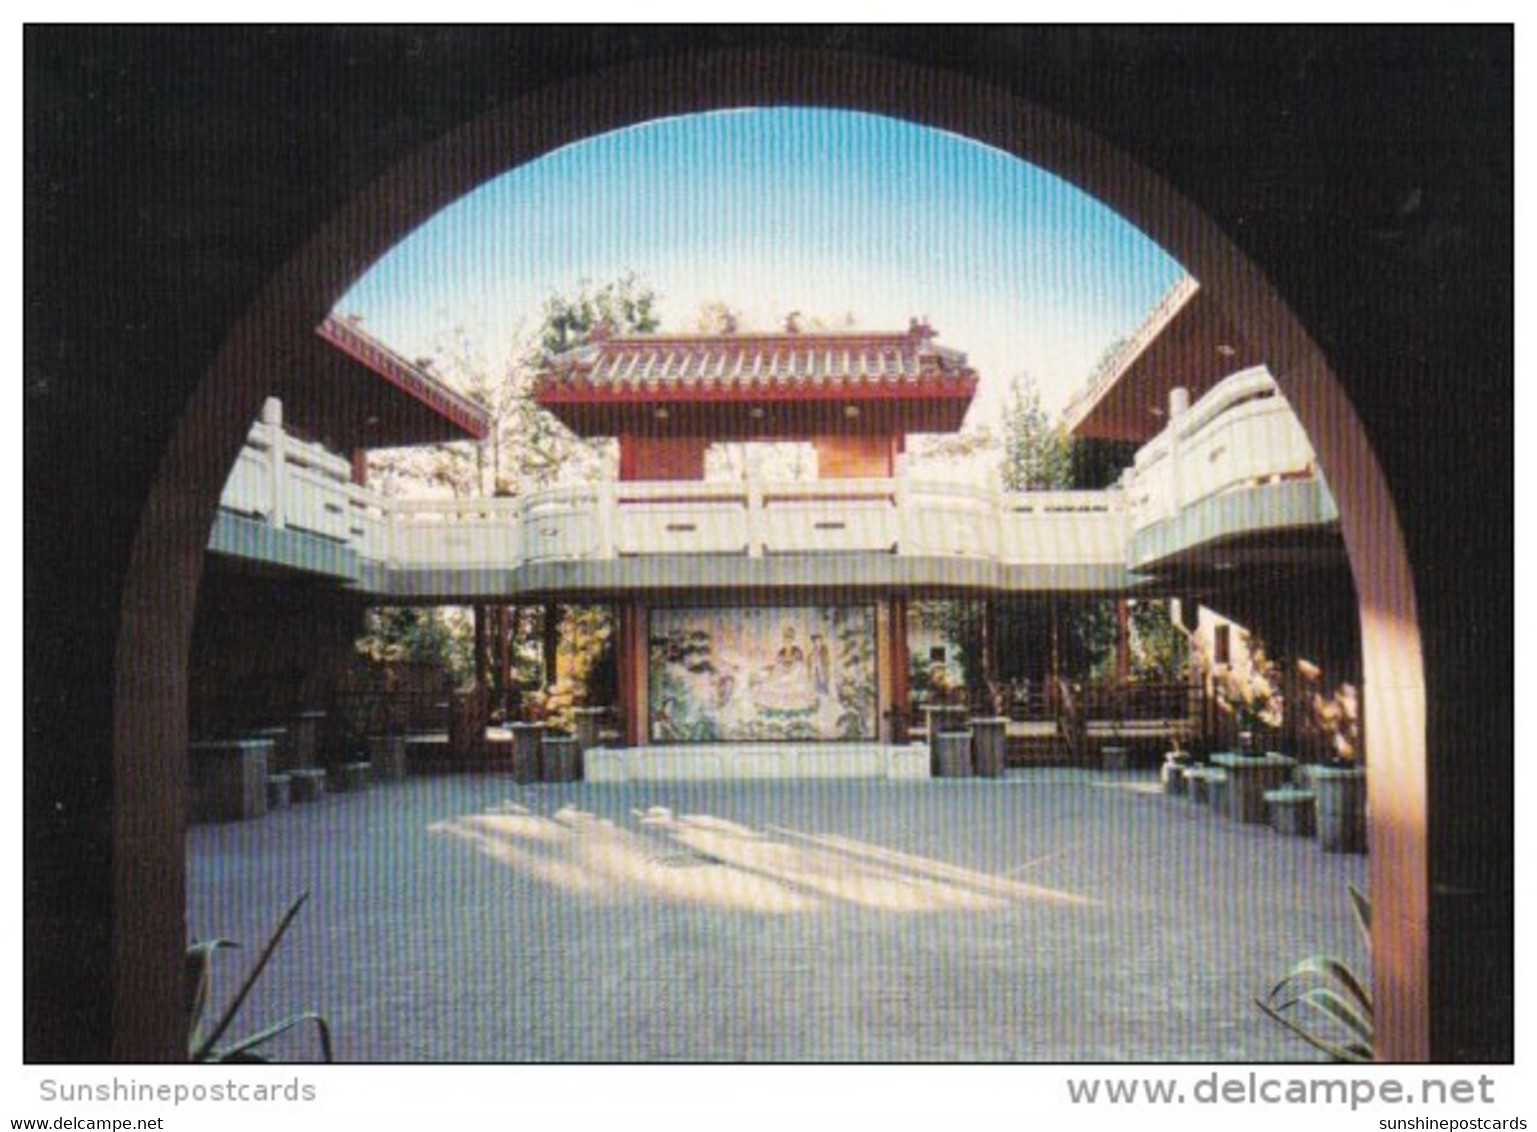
[337, 107, 1186, 424]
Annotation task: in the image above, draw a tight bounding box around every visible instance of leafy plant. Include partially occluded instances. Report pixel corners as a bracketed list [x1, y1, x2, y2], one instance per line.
[1296, 659, 1362, 764]
[1256, 884, 1372, 1061]
[186, 893, 333, 1063]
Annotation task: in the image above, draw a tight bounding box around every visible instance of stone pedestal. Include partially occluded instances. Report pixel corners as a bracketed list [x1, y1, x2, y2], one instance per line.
[1265, 786, 1317, 836]
[1206, 768, 1229, 814]
[924, 706, 968, 775]
[253, 726, 291, 772]
[1163, 754, 1193, 795]
[1211, 752, 1297, 824]
[1100, 745, 1130, 772]
[934, 730, 974, 778]
[541, 736, 580, 782]
[335, 761, 372, 792]
[266, 773, 291, 810]
[971, 717, 1006, 778]
[291, 711, 326, 766]
[573, 706, 607, 779]
[573, 707, 606, 749]
[1307, 765, 1367, 853]
[448, 688, 489, 756]
[290, 767, 327, 802]
[368, 735, 407, 782]
[189, 739, 272, 822]
[509, 723, 546, 784]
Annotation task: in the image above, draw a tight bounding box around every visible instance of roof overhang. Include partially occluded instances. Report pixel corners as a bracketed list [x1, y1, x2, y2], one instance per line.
[1061, 278, 1264, 443]
[536, 326, 978, 439]
[269, 317, 491, 451]
[536, 378, 977, 438]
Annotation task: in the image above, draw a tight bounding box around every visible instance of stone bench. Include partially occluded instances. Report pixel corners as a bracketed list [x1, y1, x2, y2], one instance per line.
[1099, 745, 1130, 772]
[934, 730, 974, 778]
[368, 735, 407, 783]
[541, 736, 581, 783]
[266, 773, 291, 810]
[1182, 766, 1228, 809]
[189, 738, 272, 822]
[290, 767, 326, 802]
[1265, 786, 1317, 837]
[333, 761, 372, 792]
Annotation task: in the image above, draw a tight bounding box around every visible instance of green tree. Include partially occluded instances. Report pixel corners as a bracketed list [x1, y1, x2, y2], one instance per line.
[540, 272, 660, 353]
[354, 275, 661, 704]
[1127, 599, 1190, 681]
[1001, 375, 1074, 490]
[355, 606, 474, 687]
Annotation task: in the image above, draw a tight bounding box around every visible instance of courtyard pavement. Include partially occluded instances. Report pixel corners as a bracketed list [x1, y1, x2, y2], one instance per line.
[186, 768, 1368, 1062]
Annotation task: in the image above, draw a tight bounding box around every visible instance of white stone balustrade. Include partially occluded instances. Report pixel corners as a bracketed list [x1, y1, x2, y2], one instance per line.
[1124, 366, 1322, 534]
[214, 367, 1334, 586]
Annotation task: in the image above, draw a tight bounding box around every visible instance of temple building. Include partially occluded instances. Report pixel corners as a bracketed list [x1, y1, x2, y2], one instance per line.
[197, 311, 1347, 781]
[531, 320, 976, 761]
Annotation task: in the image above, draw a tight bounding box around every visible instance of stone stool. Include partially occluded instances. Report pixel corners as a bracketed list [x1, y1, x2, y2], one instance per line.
[335, 761, 373, 792]
[290, 767, 327, 802]
[1266, 786, 1318, 837]
[266, 773, 292, 810]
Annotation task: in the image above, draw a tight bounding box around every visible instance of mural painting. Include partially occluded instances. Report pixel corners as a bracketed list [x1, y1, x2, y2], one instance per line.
[649, 606, 877, 742]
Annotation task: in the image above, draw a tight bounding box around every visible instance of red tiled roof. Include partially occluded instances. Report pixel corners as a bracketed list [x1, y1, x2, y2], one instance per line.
[535, 322, 978, 437]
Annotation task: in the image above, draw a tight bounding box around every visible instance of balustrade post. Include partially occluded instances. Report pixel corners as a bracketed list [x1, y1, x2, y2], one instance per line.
[893, 475, 909, 555]
[262, 397, 286, 530]
[746, 480, 764, 557]
[1167, 386, 1187, 519]
[596, 481, 616, 560]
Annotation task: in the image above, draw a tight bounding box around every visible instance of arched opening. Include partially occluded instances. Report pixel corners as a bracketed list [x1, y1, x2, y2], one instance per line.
[111, 47, 1432, 1061]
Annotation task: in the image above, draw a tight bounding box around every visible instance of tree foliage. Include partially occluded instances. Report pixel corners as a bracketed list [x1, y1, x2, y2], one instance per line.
[540, 273, 659, 354]
[355, 606, 474, 687]
[1127, 599, 1189, 681]
[355, 275, 661, 690]
[1001, 375, 1075, 491]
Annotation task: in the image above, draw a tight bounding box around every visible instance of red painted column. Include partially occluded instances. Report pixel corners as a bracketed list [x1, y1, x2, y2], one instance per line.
[616, 602, 647, 746]
[889, 597, 910, 740]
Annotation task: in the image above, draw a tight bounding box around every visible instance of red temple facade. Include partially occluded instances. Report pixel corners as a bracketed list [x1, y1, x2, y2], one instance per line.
[534, 321, 979, 752]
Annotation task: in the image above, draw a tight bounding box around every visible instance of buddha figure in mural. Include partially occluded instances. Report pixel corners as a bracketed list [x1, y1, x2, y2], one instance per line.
[753, 624, 818, 715]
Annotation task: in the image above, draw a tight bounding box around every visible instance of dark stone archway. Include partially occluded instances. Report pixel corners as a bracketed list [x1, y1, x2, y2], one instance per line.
[26, 28, 1510, 1062]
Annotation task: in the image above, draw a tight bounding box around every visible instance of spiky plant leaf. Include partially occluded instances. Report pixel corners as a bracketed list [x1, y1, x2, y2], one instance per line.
[185, 940, 239, 1054]
[190, 893, 310, 1062]
[212, 1011, 334, 1064]
[1255, 996, 1372, 1062]
[1348, 884, 1371, 949]
[1282, 956, 1372, 1015]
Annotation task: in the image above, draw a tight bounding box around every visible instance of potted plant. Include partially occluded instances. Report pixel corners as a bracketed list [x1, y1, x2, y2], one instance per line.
[1210, 645, 1294, 822]
[1298, 662, 1366, 853]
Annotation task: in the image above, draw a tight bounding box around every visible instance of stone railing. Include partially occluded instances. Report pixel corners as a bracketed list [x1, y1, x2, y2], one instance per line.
[214, 367, 1333, 585]
[1120, 366, 1322, 530]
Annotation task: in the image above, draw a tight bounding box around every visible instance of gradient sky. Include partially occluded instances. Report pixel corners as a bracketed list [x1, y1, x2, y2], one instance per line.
[336, 107, 1186, 426]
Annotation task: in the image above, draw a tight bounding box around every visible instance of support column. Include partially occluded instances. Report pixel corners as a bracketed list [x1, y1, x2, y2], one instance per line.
[542, 603, 560, 688]
[1049, 600, 1061, 702]
[889, 597, 910, 741]
[616, 602, 647, 746]
[981, 598, 998, 706]
[473, 606, 490, 689]
[497, 605, 513, 719]
[1116, 598, 1131, 686]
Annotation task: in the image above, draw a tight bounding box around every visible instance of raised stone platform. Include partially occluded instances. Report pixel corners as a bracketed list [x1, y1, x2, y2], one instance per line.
[585, 743, 930, 783]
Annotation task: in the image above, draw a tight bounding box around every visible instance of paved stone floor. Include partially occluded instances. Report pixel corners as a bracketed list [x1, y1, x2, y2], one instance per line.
[186, 769, 1368, 1062]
